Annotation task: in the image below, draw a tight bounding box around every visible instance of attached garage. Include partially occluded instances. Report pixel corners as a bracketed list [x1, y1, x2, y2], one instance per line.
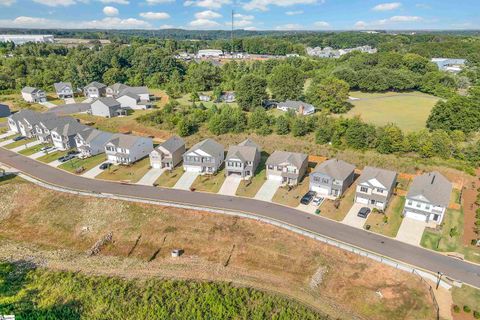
[184, 165, 202, 173]
[311, 185, 329, 196]
[267, 174, 283, 181]
[404, 210, 427, 222]
[355, 196, 369, 205]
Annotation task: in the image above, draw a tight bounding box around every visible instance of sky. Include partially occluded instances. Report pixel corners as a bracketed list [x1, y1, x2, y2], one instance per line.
[0, 0, 479, 31]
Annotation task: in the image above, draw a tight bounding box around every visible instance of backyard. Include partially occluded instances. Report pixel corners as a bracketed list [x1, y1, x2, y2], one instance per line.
[346, 91, 440, 132]
[365, 196, 405, 237]
[95, 157, 151, 183]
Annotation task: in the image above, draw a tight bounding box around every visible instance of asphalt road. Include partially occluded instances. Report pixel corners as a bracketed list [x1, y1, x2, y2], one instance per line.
[1, 147, 479, 288]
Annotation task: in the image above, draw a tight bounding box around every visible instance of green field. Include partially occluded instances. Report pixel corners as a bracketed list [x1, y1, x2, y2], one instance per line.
[345, 91, 440, 132]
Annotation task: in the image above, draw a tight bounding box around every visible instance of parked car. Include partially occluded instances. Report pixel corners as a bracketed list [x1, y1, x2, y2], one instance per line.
[40, 146, 55, 152]
[357, 207, 371, 219]
[99, 162, 112, 170]
[312, 196, 324, 206]
[58, 154, 76, 163]
[67, 150, 79, 155]
[13, 136, 26, 142]
[300, 191, 316, 205]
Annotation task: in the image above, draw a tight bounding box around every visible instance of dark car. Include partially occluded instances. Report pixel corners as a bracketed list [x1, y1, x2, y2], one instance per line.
[67, 150, 79, 155]
[99, 162, 112, 170]
[58, 154, 75, 163]
[357, 207, 371, 218]
[13, 136, 26, 142]
[300, 191, 316, 205]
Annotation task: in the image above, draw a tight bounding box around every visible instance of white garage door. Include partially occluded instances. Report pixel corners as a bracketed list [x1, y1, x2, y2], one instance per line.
[184, 165, 202, 173]
[311, 185, 329, 195]
[356, 196, 369, 205]
[404, 211, 427, 222]
[267, 174, 283, 181]
[152, 163, 161, 169]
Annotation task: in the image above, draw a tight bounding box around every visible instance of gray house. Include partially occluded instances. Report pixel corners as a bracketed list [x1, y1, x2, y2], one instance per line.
[105, 83, 129, 97]
[309, 159, 355, 198]
[0, 104, 10, 117]
[403, 172, 452, 224]
[35, 116, 78, 144]
[54, 82, 74, 99]
[225, 139, 261, 180]
[90, 97, 124, 118]
[9, 110, 56, 137]
[75, 128, 113, 158]
[105, 134, 154, 165]
[21, 86, 46, 103]
[183, 138, 224, 174]
[277, 100, 315, 116]
[84, 81, 107, 98]
[355, 166, 397, 210]
[266, 151, 308, 186]
[149, 136, 185, 169]
[50, 120, 89, 151]
[116, 92, 152, 110]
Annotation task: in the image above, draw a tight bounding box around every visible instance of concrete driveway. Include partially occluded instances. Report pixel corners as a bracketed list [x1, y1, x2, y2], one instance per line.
[218, 175, 242, 196]
[48, 159, 66, 167]
[396, 217, 427, 246]
[82, 161, 109, 179]
[174, 171, 200, 190]
[11, 140, 41, 152]
[254, 179, 282, 202]
[0, 132, 14, 140]
[0, 138, 15, 147]
[39, 101, 57, 108]
[342, 203, 368, 229]
[136, 168, 166, 186]
[29, 150, 47, 159]
[64, 98, 76, 104]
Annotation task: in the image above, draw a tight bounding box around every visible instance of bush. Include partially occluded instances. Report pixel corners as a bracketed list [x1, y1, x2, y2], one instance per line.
[365, 224, 371, 230]
[464, 305, 472, 313]
[453, 305, 460, 313]
[474, 311, 480, 319]
[472, 239, 479, 246]
[383, 215, 389, 224]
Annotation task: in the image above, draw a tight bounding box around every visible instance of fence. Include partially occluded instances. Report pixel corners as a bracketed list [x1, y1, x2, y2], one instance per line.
[413, 269, 440, 320]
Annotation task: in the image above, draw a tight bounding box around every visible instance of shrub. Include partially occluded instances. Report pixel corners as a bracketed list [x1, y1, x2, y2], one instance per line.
[464, 305, 471, 313]
[383, 215, 389, 224]
[453, 305, 460, 313]
[474, 311, 480, 319]
[365, 224, 371, 230]
[472, 239, 479, 246]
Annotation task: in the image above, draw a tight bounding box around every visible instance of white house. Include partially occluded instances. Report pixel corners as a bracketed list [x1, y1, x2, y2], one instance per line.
[116, 92, 152, 110]
[90, 97, 124, 118]
[355, 166, 397, 210]
[75, 128, 113, 158]
[197, 49, 223, 58]
[21, 87, 46, 103]
[104, 134, 154, 165]
[50, 120, 89, 151]
[54, 82, 74, 99]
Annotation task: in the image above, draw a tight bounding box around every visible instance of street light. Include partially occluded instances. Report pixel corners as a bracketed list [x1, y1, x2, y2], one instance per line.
[436, 271, 444, 290]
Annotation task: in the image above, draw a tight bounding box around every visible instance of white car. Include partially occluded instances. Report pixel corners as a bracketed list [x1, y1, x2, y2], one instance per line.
[312, 196, 324, 206]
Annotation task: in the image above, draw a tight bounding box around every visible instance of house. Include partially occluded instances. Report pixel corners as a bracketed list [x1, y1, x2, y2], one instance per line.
[266, 151, 308, 186]
[54, 82, 74, 99]
[0, 104, 10, 117]
[8, 110, 56, 137]
[183, 138, 224, 174]
[197, 49, 223, 58]
[35, 116, 79, 144]
[75, 128, 113, 158]
[218, 92, 236, 103]
[50, 120, 89, 151]
[90, 97, 124, 118]
[104, 134, 154, 165]
[277, 100, 315, 116]
[0, 34, 54, 45]
[84, 81, 107, 98]
[309, 159, 356, 198]
[21, 86, 46, 103]
[199, 94, 211, 102]
[106, 83, 129, 98]
[431, 58, 466, 73]
[355, 166, 397, 210]
[150, 136, 185, 169]
[119, 86, 151, 102]
[225, 139, 261, 180]
[116, 92, 153, 110]
[7, 109, 41, 134]
[403, 172, 452, 224]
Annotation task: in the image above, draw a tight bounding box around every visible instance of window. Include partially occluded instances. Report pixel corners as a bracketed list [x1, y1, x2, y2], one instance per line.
[321, 178, 329, 184]
[360, 186, 368, 193]
[433, 214, 439, 221]
[425, 205, 431, 210]
[416, 202, 421, 208]
[376, 188, 384, 194]
[268, 165, 274, 170]
[407, 200, 412, 206]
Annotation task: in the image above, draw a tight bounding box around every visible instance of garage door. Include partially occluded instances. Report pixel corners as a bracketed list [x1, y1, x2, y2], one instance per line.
[267, 174, 283, 181]
[355, 196, 369, 205]
[404, 211, 427, 222]
[311, 185, 329, 195]
[184, 165, 202, 173]
[152, 163, 161, 169]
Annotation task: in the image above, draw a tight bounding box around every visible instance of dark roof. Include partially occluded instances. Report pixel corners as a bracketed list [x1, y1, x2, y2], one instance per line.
[358, 166, 397, 190]
[407, 172, 452, 207]
[266, 151, 307, 168]
[313, 159, 355, 181]
[278, 100, 314, 112]
[158, 136, 185, 153]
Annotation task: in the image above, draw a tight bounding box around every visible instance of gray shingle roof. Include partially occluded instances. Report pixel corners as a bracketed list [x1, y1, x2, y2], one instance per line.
[266, 150, 307, 168]
[77, 128, 113, 144]
[107, 133, 147, 149]
[109, 83, 129, 93]
[54, 82, 72, 92]
[188, 138, 224, 156]
[278, 100, 314, 112]
[85, 81, 106, 89]
[314, 159, 355, 181]
[119, 86, 149, 97]
[94, 97, 120, 108]
[51, 119, 88, 136]
[407, 171, 452, 207]
[158, 136, 185, 153]
[358, 166, 397, 190]
[226, 139, 260, 163]
[22, 86, 42, 94]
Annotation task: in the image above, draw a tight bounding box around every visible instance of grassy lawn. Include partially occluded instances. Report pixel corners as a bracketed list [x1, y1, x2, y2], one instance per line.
[37, 150, 69, 163]
[0, 117, 7, 123]
[58, 153, 106, 174]
[18, 143, 51, 156]
[420, 208, 480, 263]
[365, 196, 405, 237]
[345, 91, 440, 132]
[190, 168, 226, 193]
[0, 133, 18, 142]
[236, 153, 268, 198]
[452, 285, 480, 317]
[96, 157, 151, 183]
[155, 166, 184, 187]
[319, 185, 356, 221]
[0, 93, 47, 112]
[176, 93, 239, 109]
[3, 138, 36, 149]
[272, 177, 310, 207]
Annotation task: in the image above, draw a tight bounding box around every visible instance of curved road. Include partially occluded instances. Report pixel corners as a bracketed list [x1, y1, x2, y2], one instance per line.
[1, 148, 479, 288]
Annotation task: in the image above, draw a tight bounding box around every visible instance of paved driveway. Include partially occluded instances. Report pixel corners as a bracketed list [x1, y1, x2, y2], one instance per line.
[0, 132, 14, 140]
[39, 101, 57, 108]
[218, 175, 242, 196]
[254, 179, 282, 202]
[396, 217, 427, 246]
[342, 203, 368, 229]
[82, 161, 109, 179]
[11, 140, 41, 152]
[136, 168, 166, 186]
[29, 150, 47, 159]
[0, 139, 15, 147]
[48, 159, 64, 167]
[174, 171, 200, 190]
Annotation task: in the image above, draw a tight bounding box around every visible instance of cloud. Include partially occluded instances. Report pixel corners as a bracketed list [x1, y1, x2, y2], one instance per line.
[286, 10, 303, 15]
[0, 16, 152, 29]
[159, 24, 174, 28]
[195, 10, 222, 19]
[189, 18, 221, 28]
[313, 21, 330, 28]
[234, 13, 254, 20]
[0, 0, 15, 6]
[32, 0, 77, 6]
[354, 15, 422, 28]
[103, 6, 119, 16]
[184, 0, 231, 10]
[275, 23, 303, 30]
[146, 0, 174, 4]
[372, 2, 401, 11]
[243, 0, 321, 11]
[100, 0, 129, 4]
[139, 11, 170, 19]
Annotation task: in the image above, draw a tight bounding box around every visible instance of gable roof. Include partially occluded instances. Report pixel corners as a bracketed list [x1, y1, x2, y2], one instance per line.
[238, 138, 261, 150]
[77, 128, 113, 144]
[187, 138, 224, 156]
[358, 166, 397, 190]
[119, 86, 149, 97]
[313, 159, 355, 181]
[117, 92, 140, 100]
[107, 133, 147, 149]
[157, 136, 185, 153]
[278, 100, 314, 112]
[54, 82, 73, 92]
[226, 139, 260, 163]
[22, 86, 42, 94]
[38, 116, 77, 130]
[93, 97, 120, 108]
[407, 171, 452, 207]
[51, 119, 88, 137]
[11, 109, 55, 125]
[85, 81, 106, 89]
[266, 150, 307, 168]
[108, 83, 129, 93]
